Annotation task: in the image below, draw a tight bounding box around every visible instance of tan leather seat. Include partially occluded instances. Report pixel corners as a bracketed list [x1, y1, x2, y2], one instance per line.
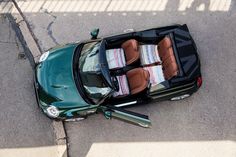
[158, 37, 172, 57]
[158, 37, 178, 80]
[127, 68, 150, 95]
[121, 39, 140, 65]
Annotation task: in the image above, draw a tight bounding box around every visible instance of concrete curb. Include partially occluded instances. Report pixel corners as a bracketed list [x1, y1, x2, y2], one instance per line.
[8, 1, 68, 156]
[11, 0, 42, 62]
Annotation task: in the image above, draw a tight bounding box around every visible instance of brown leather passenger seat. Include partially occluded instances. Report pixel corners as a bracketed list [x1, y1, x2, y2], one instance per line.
[158, 37, 178, 80]
[121, 39, 140, 65]
[126, 68, 150, 95]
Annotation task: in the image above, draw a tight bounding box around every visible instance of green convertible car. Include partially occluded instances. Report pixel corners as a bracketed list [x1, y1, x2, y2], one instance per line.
[34, 24, 202, 127]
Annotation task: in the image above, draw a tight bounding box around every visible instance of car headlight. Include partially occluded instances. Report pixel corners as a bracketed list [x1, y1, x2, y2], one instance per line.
[46, 106, 59, 118]
[39, 51, 49, 62]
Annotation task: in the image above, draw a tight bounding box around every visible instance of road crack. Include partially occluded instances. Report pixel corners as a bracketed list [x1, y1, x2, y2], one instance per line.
[43, 9, 59, 45]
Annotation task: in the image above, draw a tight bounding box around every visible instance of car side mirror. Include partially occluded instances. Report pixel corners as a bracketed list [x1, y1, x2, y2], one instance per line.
[90, 28, 99, 39]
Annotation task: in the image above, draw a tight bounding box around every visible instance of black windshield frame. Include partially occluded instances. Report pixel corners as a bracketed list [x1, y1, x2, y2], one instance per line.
[98, 40, 114, 88]
[73, 43, 93, 104]
[73, 40, 114, 105]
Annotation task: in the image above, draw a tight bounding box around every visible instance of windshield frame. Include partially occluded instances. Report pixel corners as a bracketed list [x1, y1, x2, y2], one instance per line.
[73, 40, 114, 105]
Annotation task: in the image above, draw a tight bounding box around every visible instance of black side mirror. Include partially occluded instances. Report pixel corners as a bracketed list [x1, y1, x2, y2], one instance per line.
[90, 28, 99, 40]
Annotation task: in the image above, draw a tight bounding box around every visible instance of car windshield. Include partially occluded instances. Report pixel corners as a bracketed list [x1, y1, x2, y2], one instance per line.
[78, 41, 112, 104]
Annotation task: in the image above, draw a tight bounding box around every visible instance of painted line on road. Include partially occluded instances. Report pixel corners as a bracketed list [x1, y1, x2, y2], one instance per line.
[0, 145, 67, 157]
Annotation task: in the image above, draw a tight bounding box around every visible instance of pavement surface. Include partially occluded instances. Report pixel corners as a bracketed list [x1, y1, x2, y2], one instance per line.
[0, 13, 66, 156]
[2, 0, 236, 157]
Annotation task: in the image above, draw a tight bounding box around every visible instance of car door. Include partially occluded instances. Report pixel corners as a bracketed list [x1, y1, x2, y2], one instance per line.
[99, 105, 151, 128]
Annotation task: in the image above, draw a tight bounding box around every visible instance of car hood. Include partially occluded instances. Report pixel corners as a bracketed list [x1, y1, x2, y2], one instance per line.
[36, 44, 89, 108]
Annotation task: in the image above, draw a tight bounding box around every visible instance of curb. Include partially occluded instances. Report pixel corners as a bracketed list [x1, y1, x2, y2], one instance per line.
[11, 0, 42, 62]
[8, 1, 68, 156]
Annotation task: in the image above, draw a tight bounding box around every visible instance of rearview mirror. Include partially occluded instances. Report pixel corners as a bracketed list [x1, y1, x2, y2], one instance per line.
[90, 28, 99, 39]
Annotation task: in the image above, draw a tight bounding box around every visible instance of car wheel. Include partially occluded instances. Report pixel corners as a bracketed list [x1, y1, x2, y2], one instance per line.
[170, 94, 191, 101]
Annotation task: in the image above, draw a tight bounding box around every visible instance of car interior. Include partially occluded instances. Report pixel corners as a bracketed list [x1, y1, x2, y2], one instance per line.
[104, 32, 179, 98]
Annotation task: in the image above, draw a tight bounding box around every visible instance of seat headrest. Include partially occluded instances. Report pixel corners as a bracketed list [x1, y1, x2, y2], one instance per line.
[159, 37, 172, 49]
[121, 39, 138, 51]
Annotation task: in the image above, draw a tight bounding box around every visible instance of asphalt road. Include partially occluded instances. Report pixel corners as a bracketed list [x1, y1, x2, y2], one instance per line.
[11, 0, 236, 156]
[0, 14, 56, 154]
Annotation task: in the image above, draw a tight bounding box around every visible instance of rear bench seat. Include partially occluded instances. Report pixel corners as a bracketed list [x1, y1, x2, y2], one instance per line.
[158, 37, 178, 80]
[140, 36, 178, 88]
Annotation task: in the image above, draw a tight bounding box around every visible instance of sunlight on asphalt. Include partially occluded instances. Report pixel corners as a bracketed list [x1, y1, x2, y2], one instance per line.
[0, 0, 232, 13]
[86, 141, 236, 157]
[0, 145, 66, 157]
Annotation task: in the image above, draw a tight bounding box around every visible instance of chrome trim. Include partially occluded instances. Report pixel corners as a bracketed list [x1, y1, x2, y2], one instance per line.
[151, 86, 194, 99]
[64, 117, 85, 122]
[150, 81, 195, 96]
[170, 94, 190, 101]
[115, 101, 137, 107]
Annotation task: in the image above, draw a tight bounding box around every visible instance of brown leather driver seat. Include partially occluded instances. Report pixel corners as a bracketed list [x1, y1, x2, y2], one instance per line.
[158, 37, 178, 80]
[121, 39, 140, 65]
[127, 68, 150, 95]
